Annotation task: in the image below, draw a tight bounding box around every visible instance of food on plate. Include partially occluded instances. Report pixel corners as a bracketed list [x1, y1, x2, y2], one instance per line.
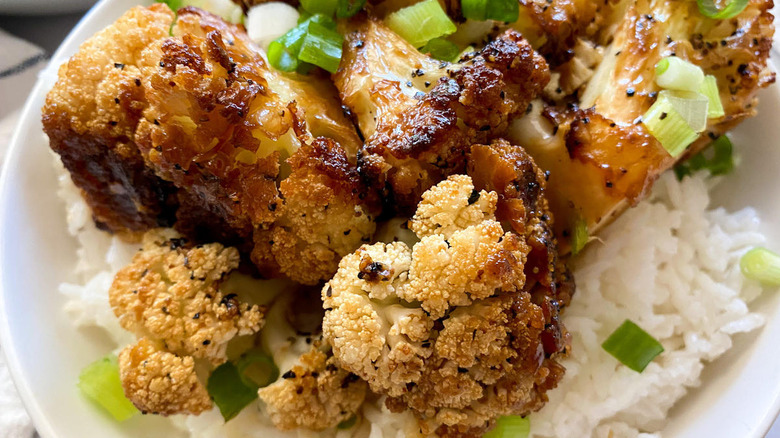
[38, 0, 776, 437]
[508, 0, 775, 242]
[42, 4, 377, 285]
[323, 174, 566, 436]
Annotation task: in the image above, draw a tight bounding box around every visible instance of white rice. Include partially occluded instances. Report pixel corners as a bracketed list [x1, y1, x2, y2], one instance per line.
[54, 152, 770, 437]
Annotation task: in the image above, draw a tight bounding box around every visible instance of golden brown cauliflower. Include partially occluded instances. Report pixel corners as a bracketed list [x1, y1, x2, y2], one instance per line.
[118, 337, 212, 416]
[323, 174, 567, 437]
[257, 346, 367, 431]
[110, 228, 265, 365]
[251, 139, 378, 285]
[334, 16, 550, 211]
[44, 5, 377, 284]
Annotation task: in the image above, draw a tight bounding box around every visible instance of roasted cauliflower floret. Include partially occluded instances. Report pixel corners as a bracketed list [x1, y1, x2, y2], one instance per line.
[335, 17, 549, 211]
[45, 5, 375, 284]
[110, 228, 265, 364]
[323, 174, 567, 436]
[258, 347, 367, 431]
[118, 338, 212, 416]
[251, 139, 378, 285]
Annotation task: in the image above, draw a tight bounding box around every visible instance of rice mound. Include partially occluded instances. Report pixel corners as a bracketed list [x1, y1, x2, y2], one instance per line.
[55, 152, 768, 437]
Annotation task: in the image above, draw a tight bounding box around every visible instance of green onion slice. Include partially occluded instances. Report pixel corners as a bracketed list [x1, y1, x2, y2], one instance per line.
[462, 0, 520, 23]
[78, 354, 138, 422]
[421, 38, 461, 62]
[571, 216, 589, 256]
[602, 320, 664, 373]
[655, 57, 705, 92]
[207, 362, 259, 421]
[741, 247, 780, 286]
[696, 0, 749, 19]
[300, 0, 338, 16]
[297, 21, 344, 73]
[642, 91, 703, 157]
[337, 415, 358, 429]
[700, 75, 725, 119]
[337, 0, 367, 18]
[674, 135, 735, 179]
[267, 40, 299, 72]
[385, 0, 457, 48]
[483, 416, 530, 438]
[268, 15, 341, 73]
[236, 350, 279, 389]
[662, 90, 709, 132]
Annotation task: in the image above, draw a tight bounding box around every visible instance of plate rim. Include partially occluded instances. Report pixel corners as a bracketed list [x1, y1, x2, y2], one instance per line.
[1, 1, 780, 437]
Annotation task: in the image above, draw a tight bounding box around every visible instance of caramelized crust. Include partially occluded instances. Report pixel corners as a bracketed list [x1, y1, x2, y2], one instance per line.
[42, 4, 178, 235]
[512, 0, 775, 246]
[335, 17, 549, 212]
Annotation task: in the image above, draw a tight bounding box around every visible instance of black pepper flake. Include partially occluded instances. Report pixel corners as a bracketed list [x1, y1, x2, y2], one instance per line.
[343, 229, 351, 235]
[424, 81, 431, 88]
[202, 340, 211, 346]
[268, 203, 277, 211]
[135, 78, 141, 86]
[605, 181, 613, 188]
[660, 112, 668, 120]
[153, 119, 160, 125]
[626, 88, 635, 97]
[467, 189, 480, 205]
[114, 63, 125, 70]
[193, 313, 200, 320]
[737, 63, 749, 75]
[406, 81, 413, 87]
[114, 98, 120, 104]
[108, 121, 118, 126]
[282, 371, 296, 379]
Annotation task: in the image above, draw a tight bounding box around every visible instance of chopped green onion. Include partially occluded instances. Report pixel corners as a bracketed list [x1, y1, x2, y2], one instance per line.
[642, 91, 703, 157]
[421, 38, 461, 62]
[297, 21, 344, 73]
[236, 350, 279, 390]
[483, 416, 530, 438]
[655, 57, 705, 92]
[602, 320, 664, 373]
[207, 362, 258, 421]
[676, 135, 735, 179]
[337, 415, 358, 429]
[385, 0, 457, 48]
[741, 247, 780, 286]
[337, 0, 367, 18]
[268, 40, 299, 72]
[300, 0, 338, 16]
[162, 0, 185, 10]
[696, 0, 749, 20]
[268, 15, 341, 73]
[700, 75, 725, 119]
[462, 0, 520, 23]
[570, 216, 589, 256]
[78, 354, 138, 422]
[662, 90, 709, 132]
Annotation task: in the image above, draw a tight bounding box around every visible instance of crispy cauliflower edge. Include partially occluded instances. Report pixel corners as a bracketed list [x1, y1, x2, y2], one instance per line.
[110, 228, 265, 365]
[257, 345, 367, 431]
[323, 174, 567, 437]
[118, 337, 212, 416]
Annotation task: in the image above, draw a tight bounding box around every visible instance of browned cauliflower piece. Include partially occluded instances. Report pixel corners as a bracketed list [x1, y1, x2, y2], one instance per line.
[118, 337, 212, 416]
[334, 16, 549, 211]
[110, 228, 265, 365]
[323, 174, 567, 437]
[251, 138, 378, 285]
[257, 346, 367, 431]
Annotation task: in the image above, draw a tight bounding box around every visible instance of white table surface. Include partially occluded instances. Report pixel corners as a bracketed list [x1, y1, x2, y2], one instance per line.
[0, 3, 779, 438]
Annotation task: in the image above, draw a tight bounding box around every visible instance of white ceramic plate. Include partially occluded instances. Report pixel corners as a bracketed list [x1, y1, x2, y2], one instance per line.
[0, 0, 96, 15]
[2, 1, 780, 437]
